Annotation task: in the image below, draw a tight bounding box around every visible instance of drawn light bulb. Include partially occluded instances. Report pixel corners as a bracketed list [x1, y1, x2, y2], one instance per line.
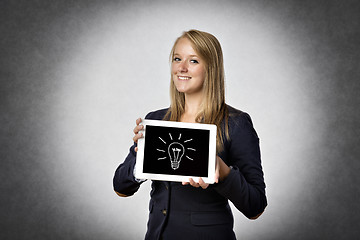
[168, 142, 185, 170]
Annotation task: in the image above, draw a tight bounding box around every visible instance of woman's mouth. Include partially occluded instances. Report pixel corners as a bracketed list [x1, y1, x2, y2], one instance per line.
[178, 76, 191, 80]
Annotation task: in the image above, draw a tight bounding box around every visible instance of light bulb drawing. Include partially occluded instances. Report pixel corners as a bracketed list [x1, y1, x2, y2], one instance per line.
[156, 133, 196, 170]
[168, 142, 185, 170]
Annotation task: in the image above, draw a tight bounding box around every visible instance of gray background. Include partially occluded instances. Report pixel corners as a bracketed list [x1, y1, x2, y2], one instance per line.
[1, 0, 359, 239]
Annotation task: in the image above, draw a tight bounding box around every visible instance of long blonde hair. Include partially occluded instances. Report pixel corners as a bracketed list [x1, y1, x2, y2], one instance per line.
[164, 29, 229, 153]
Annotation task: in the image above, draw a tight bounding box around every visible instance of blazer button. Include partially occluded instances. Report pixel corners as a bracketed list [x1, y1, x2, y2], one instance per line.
[162, 209, 167, 216]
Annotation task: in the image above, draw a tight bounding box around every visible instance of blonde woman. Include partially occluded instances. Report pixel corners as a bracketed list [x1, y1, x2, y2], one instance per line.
[113, 30, 267, 240]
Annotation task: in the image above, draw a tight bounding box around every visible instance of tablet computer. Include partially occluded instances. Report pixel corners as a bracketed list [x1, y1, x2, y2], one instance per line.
[135, 119, 217, 184]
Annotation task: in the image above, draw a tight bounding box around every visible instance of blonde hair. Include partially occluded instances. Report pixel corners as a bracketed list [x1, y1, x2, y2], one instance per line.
[164, 29, 229, 153]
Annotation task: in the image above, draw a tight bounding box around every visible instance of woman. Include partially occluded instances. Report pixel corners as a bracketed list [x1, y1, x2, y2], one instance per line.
[113, 29, 267, 240]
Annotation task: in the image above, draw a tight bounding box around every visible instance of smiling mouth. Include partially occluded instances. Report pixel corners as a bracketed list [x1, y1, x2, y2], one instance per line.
[178, 76, 191, 80]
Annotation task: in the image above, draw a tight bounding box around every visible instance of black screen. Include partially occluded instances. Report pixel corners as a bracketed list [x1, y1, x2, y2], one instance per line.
[143, 125, 210, 177]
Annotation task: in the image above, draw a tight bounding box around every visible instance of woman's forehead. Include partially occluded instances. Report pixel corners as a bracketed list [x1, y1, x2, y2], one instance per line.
[174, 38, 198, 56]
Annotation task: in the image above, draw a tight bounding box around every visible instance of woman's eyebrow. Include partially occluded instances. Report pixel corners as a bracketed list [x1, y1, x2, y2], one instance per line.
[174, 53, 199, 58]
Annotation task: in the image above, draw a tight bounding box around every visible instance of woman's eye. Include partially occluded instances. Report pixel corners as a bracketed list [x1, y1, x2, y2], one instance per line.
[190, 59, 199, 64]
[174, 57, 181, 62]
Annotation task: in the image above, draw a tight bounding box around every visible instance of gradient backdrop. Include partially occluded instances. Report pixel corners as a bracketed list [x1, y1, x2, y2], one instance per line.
[1, 0, 359, 239]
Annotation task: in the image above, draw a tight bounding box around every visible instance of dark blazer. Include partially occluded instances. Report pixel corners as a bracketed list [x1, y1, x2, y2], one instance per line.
[113, 105, 267, 240]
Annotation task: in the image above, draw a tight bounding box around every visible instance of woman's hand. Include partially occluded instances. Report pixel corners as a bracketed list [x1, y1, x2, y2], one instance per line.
[182, 156, 230, 189]
[133, 118, 144, 152]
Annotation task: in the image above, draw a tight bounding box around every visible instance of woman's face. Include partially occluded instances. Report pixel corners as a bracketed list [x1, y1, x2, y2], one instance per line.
[171, 37, 206, 96]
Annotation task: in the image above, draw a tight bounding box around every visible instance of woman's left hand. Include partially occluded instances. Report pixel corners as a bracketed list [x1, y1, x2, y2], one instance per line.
[182, 156, 229, 189]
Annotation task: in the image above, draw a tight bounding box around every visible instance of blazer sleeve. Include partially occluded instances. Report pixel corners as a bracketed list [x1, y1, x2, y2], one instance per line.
[113, 143, 144, 196]
[213, 112, 267, 219]
[113, 109, 167, 197]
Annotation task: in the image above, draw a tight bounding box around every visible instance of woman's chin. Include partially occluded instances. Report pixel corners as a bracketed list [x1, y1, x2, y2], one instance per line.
[175, 86, 188, 93]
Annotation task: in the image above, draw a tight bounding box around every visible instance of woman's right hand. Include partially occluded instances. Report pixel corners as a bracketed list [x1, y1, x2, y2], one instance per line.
[133, 118, 144, 152]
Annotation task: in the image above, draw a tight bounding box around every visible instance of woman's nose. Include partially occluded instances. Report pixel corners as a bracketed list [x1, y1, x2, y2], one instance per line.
[179, 61, 188, 72]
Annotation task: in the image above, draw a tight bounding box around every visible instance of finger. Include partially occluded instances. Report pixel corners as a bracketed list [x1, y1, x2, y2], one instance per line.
[189, 178, 200, 188]
[135, 147, 138, 152]
[215, 157, 220, 183]
[136, 118, 142, 125]
[133, 132, 143, 142]
[133, 124, 144, 135]
[199, 177, 209, 189]
[132, 132, 143, 143]
[133, 117, 143, 134]
[182, 181, 189, 185]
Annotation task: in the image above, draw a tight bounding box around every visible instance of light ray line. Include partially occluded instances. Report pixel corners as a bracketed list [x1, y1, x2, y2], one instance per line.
[158, 157, 167, 160]
[184, 138, 193, 143]
[169, 133, 173, 140]
[159, 137, 166, 144]
[157, 149, 165, 152]
[178, 133, 182, 140]
[186, 155, 193, 161]
[187, 148, 196, 151]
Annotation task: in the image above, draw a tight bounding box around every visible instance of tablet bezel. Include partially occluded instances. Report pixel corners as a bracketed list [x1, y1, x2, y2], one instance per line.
[135, 119, 217, 184]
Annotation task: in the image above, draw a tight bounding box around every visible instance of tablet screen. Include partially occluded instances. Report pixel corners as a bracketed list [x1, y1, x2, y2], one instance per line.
[143, 125, 210, 177]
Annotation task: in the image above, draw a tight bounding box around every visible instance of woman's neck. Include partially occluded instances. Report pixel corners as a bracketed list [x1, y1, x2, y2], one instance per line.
[181, 92, 204, 122]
